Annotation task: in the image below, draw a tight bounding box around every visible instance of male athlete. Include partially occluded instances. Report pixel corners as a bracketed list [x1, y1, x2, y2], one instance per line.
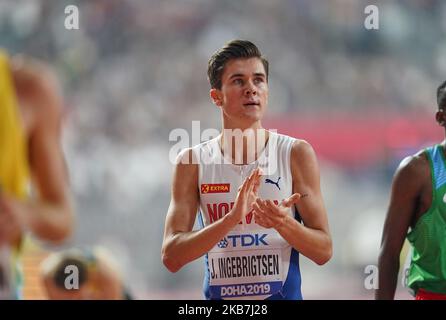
[0, 50, 74, 299]
[162, 40, 332, 300]
[376, 81, 446, 300]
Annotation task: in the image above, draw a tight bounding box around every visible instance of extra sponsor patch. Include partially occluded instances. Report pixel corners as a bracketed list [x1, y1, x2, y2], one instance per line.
[201, 183, 230, 194]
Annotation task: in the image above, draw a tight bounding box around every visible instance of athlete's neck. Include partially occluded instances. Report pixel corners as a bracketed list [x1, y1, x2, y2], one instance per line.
[220, 127, 269, 165]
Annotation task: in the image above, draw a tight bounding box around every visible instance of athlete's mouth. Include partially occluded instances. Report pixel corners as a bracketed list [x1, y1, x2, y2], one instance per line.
[243, 102, 260, 107]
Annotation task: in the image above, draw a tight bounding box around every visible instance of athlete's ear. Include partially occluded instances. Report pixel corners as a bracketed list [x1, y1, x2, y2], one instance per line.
[436, 109, 446, 126]
[210, 89, 222, 107]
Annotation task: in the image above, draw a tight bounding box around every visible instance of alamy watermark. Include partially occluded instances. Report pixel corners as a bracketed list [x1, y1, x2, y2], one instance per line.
[64, 5, 79, 30]
[64, 265, 79, 290]
[364, 264, 379, 290]
[364, 5, 379, 30]
[169, 122, 279, 174]
[363, 264, 410, 290]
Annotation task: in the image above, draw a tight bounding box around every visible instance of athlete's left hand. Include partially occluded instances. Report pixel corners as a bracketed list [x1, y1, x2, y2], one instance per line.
[252, 193, 302, 229]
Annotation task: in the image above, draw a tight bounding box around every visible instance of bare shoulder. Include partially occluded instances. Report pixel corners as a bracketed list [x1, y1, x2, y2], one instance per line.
[11, 54, 60, 88]
[172, 147, 199, 194]
[385, 150, 431, 207]
[290, 139, 318, 165]
[10, 54, 63, 120]
[288, 139, 321, 190]
[394, 150, 429, 182]
[175, 147, 199, 167]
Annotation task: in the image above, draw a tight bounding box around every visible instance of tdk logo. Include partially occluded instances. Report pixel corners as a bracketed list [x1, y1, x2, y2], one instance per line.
[226, 234, 268, 247]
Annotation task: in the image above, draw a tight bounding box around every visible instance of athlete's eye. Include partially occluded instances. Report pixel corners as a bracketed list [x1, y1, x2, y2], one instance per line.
[254, 77, 264, 84]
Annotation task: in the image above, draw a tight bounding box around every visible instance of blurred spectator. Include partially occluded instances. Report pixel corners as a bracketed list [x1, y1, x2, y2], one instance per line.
[40, 246, 133, 300]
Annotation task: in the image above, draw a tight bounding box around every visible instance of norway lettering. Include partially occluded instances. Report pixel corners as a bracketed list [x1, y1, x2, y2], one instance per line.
[207, 200, 279, 224]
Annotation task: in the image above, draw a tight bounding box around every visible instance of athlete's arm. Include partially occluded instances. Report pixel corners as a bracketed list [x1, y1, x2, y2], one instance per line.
[20, 59, 74, 243]
[376, 155, 426, 300]
[0, 59, 74, 245]
[281, 140, 332, 265]
[253, 140, 331, 265]
[162, 149, 260, 273]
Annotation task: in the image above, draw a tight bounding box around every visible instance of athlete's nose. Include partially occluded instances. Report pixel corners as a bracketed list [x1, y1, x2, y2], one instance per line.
[244, 81, 257, 96]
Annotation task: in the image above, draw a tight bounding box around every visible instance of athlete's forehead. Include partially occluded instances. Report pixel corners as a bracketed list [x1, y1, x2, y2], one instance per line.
[221, 57, 266, 82]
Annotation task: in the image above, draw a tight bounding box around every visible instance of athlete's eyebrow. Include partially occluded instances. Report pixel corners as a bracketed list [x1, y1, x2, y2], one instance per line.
[228, 72, 266, 80]
[228, 73, 245, 80]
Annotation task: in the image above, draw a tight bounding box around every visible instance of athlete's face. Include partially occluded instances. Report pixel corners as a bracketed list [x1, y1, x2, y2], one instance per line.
[211, 57, 268, 127]
[436, 109, 446, 127]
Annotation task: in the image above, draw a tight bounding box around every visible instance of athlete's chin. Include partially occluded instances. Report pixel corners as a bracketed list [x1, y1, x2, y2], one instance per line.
[242, 110, 263, 121]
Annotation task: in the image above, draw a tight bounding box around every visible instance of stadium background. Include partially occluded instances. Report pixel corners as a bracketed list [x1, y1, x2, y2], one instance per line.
[1, 0, 444, 299]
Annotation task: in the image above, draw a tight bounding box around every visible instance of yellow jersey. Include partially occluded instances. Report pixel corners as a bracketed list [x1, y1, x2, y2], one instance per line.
[0, 50, 30, 299]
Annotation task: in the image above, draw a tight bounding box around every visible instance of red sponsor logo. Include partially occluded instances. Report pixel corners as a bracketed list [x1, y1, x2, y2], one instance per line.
[201, 183, 230, 194]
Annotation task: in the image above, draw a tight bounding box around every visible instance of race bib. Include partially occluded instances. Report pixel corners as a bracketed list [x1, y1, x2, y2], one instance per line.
[207, 229, 288, 299]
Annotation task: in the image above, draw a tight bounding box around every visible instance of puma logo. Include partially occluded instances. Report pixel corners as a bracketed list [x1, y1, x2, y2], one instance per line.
[265, 177, 281, 190]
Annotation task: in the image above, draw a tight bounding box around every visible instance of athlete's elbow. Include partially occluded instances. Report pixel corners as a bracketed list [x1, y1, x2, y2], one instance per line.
[35, 200, 75, 244]
[161, 244, 183, 273]
[315, 251, 332, 266]
[37, 212, 75, 245]
[162, 253, 182, 273]
[315, 240, 333, 266]
[46, 228, 72, 244]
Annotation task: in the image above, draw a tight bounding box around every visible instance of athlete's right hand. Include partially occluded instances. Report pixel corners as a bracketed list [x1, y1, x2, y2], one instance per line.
[229, 168, 262, 225]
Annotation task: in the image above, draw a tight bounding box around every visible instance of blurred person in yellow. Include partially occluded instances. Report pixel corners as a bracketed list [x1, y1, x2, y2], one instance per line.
[0, 50, 74, 299]
[40, 247, 132, 300]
